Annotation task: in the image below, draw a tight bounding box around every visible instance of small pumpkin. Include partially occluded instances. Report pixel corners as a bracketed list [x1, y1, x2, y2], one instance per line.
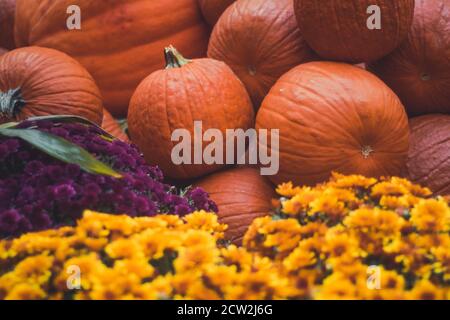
[293, 0, 415, 63]
[128, 46, 254, 180]
[256, 61, 410, 186]
[15, 0, 210, 117]
[0, 47, 103, 124]
[369, 0, 450, 116]
[407, 114, 450, 196]
[101, 109, 129, 142]
[0, 0, 15, 49]
[208, 0, 317, 108]
[194, 167, 275, 244]
[198, 0, 235, 26]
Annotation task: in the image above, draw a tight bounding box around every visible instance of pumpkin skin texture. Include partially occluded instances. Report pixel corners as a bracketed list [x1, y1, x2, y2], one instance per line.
[208, 0, 317, 109]
[128, 47, 254, 180]
[256, 61, 410, 186]
[293, 0, 415, 63]
[407, 115, 450, 196]
[0, 47, 103, 124]
[369, 0, 450, 116]
[198, 0, 235, 26]
[14, 0, 210, 117]
[194, 168, 275, 244]
[102, 109, 129, 142]
[0, 0, 15, 49]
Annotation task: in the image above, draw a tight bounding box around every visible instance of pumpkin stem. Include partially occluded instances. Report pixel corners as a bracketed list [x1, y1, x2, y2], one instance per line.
[164, 45, 191, 69]
[361, 145, 374, 159]
[0, 88, 26, 119]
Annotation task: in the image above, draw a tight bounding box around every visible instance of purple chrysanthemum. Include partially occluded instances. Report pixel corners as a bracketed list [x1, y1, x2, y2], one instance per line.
[0, 120, 217, 238]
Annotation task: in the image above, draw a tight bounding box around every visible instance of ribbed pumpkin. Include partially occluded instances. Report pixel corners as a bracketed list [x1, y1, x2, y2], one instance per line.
[198, 0, 235, 26]
[208, 0, 317, 108]
[194, 168, 275, 244]
[15, 0, 209, 117]
[369, 0, 450, 116]
[0, 47, 103, 124]
[407, 115, 450, 196]
[128, 47, 254, 180]
[294, 0, 415, 63]
[0, 0, 15, 49]
[256, 61, 410, 186]
[102, 109, 129, 142]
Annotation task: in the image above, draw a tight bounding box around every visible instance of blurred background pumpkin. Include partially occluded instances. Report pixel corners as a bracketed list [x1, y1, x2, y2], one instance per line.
[294, 0, 415, 63]
[369, 0, 450, 116]
[0, 0, 15, 50]
[208, 0, 318, 109]
[14, 0, 210, 117]
[407, 114, 450, 196]
[198, 0, 236, 26]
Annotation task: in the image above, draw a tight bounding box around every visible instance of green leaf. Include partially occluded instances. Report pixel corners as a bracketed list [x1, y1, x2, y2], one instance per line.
[2, 115, 115, 139]
[0, 128, 122, 178]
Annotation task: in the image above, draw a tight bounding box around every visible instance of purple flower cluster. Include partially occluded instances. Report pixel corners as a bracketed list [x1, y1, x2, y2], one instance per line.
[0, 120, 217, 238]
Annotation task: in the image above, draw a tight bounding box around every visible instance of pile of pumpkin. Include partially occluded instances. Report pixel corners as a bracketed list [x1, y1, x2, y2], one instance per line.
[0, 0, 449, 263]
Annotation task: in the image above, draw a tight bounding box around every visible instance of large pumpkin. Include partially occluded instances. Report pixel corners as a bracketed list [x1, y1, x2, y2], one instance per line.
[256, 61, 410, 186]
[15, 0, 210, 117]
[194, 168, 275, 244]
[369, 0, 450, 116]
[198, 0, 235, 26]
[101, 109, 129, 142]
[128, 46, 254, 180]
[0, 0, 15, 49]
[208, 0, 317, 108]
[293, 0, 415, 63]
[0, 47, 103, 124]
[407, 115, 450, 196]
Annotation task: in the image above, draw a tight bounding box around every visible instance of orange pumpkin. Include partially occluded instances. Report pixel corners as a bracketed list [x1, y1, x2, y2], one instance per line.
[256, 61, 410, 186]
[194, 168, 275, 244]
[128, 46, 254, 180]
[208, 0, 317, 108]
[0, 0, 15, 49]
[198, 0, 235, 26]
[102, 109, 129, 142]
[407, 115, 450, 196]
[0, 47, 103, 124]
[294, 0, 415, 63]
[15, 0, 209, 117]
[369, 0, 450, 116]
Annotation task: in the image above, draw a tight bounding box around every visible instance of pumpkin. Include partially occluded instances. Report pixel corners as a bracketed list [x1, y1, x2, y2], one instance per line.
[256, 61, 410, 186]
[194, 168, 275, 244]
[101, 109, 129, 142]
[407, 114, 450, 196]
[0, 0, 15, 49]
[128, 46, 254, 180]
[15, 0, 210, 117]
[369, 0, 450, 116]
[198, 0, 235, 26]
[0, 47, 103, 124]
[293, 0, 415, 63]
[207, 0, 317, 108]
